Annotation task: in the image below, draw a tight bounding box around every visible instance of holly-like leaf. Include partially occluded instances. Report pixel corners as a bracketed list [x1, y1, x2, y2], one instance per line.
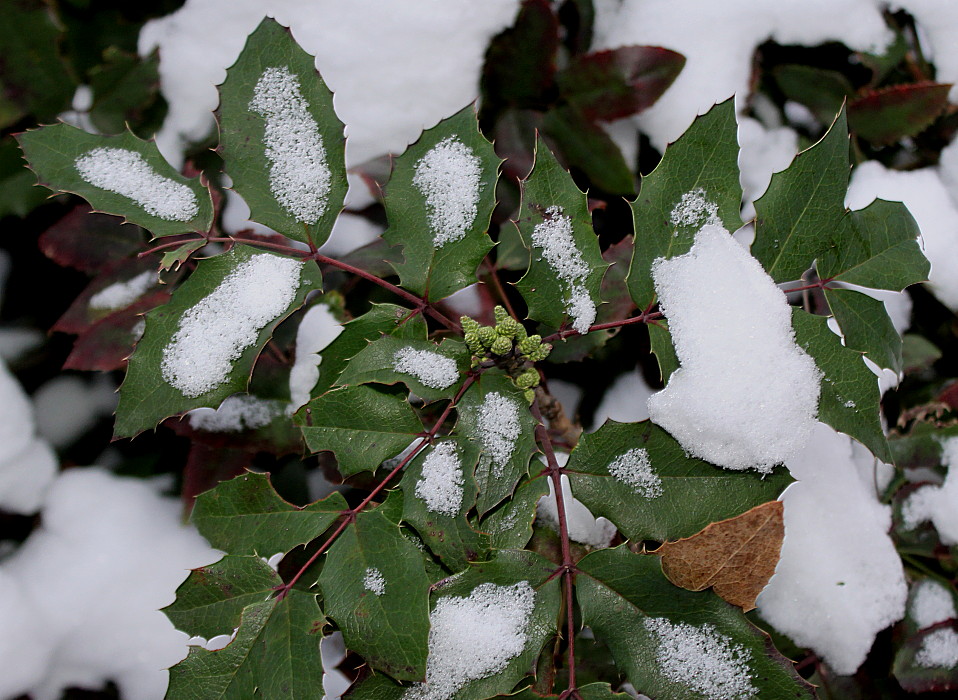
[382, 105, 500, 301]
[515, 136, 608, 333]
[401, 437, 487, 571]
[626, 99, 742, 309]
[115, 246, 321, 438]
[503, 683, 632, 700]
[192, 471, 346, 556]
[849, 82, 951, 146]
[88, 47, 162, 135]
[161, 239, 207, 272]
[566, 421, 792, 542]
[772, 64, 853, 125]
[751, 108, 849, 283]
[656, 501, 784, 611]
[817, 198, 929, 291]
[824, 287, 903, 373]
[319, 510, 432, 681]
[337, 336, 470, 401]
[577, 547, 815, 699]
[218, 17, 347, 245]
[167, 588, 324, 699]
[37, 203, 144, 273]
[164, 554, 282, 640]
[903, 334, 942, 374]
[647, 321, 678, 384]
[0, 136, 51, 218]
[597, 237, 636, 324]
[791, 307, 891, 463]
[458, 372, 539, 515]
[17, 123, 213, 237]
[478, 473, 551, 550]
[556, 46, 685, 123]
[299, 385, 424, 476]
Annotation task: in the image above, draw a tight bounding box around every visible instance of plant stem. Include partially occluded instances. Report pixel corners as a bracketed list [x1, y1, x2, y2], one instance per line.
[542, 309, 663, 343]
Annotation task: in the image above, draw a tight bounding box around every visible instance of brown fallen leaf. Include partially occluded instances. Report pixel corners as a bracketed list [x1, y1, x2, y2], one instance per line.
[656, 500, 784, 611]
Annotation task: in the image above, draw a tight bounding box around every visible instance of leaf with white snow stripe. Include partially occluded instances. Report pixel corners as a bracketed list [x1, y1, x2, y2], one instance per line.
[17, 122, 213, 237]
[218, 17, 347, 245]
[319, 510, 431, 681]
[115, 246, 321, 438]
[566, 421, 792, 542]
[626, 99, 742, 309]
[299, 385, 424, 475]
[191, 471, 346, 556]
[383, 105, 500, 301]
[577, 547, 814, 700]
[824, 287, 903, 373]
[515, 135, 607, 334]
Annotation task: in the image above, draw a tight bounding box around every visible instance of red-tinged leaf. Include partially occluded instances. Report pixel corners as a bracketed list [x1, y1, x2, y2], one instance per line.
[848, 82, 951, 145]
[557, 46, 685, 122]
[597, 236, 636, 324]
[181, 442, 251, 508]
[38, 204, 144, 273]
[63, 290, 169, 371]
[160, 239, 206, 272]
[164, 401, 304, 456]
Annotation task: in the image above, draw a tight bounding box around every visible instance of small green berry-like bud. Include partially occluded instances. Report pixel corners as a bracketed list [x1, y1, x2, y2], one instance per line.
[518, 334, 542, 356]
[524, 388, 536, 404]
[496, 317, 520, 339]
[490, 335, 513, 355]
[516, 368, 540, 389]
[528, 343, 552, 362]
[477, 326, 497, 349]
[461, 316, 481, 335]
[465, 331, 482, 354]
[514, 323, 527, 343]
[494, 305, 509, 324]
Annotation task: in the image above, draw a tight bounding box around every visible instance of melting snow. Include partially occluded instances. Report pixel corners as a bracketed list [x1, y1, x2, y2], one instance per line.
[530, 206, 596, 334]
[415, 442, 464, 517]
[188, 394, 281, 432]
[414, 136, 482, 247]
[670, 188, 721, 229]
[393, 347, 459, 389]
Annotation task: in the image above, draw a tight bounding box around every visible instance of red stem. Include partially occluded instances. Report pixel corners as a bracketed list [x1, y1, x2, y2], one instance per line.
[781, 277, 834, 294]
[542, 309, 663, 343]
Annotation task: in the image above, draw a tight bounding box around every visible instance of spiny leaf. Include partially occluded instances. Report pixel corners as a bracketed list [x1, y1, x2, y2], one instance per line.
[192, 471, 346, 556]
[17, 122, 213, 237]
[115, 246, 321, 438]
[647, 320, 678, 383]
[791, 307, 892, 463]
[218, 17, 347, 245]
[656, 501, 784, 611]
[299, 385, 424, 476]
[565, 420, 792, 542]
[577, 547, 815, 700]
[160, 239, 207, 272]
[319, 510, 432, 681]
[0, 136, 53, 218]
[478, 473, 550, 550]
[849, 82, 951, 145]
[382, 105, 500, 301]
[37, 203, 144, 273]
[824, 287, 903, 373]
[626, 98, 742, 309]
[772, 64, 853, 124]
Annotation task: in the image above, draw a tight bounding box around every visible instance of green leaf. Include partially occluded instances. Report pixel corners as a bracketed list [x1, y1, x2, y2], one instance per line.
[503, 682, 632, 700]
[751, 108, 849, 283]
[457, 372, 539, 515]
[817, 198, 929, 290]
[164, 555, 281, 640]
[401, 437, 487, 571]
[88, 47, 162, 135]
[337, 335, 470, 401]
[577, 547, 814, 700]
[0, 136, 50, 218]
[17, 122, 213, 237]
[115, 246, 321, 437]
[382, 105, 499, 301]
[849, 82, 951, 146]
[191, 471, 346, 556]
[567, 421, 792, 542]
[299, 385, 424, 476]
[166, 589, 324, 699]
[478, 473, 550, 550]
[160, 239, 207, 272]
[791, 307, 891, 463]
[893, 624, 958, 693]
[626, 99, 743, 309]
[902, 333, 942, 374]
[515, 135, 608, 332]
[218, 17, 347, 245]
[824, 287, 902, 373]
[647, 321, 678, 384]
[772, 65, 853, 125]
[319, 510, 432, 681]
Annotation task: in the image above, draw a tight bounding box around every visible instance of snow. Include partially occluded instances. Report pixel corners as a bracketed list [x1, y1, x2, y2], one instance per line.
[737, 117, 799, 220]
[607, 447, 662, 498]
[188, 394, 281, 432]
[363, 567, 385, 596]
[289, 303, 343, 412]
[414, 136, 483, 247]
[74, 147, 199, 222]
[537, 456, 617, 549]
[88, 270, 156, 311]
[530, 205, 596, 334]
[647, 225, 821, 472]
[915, 628, 958, 668]
[757, 423, 907, 675]
[161, 253, 303, 397]
[0, 468, 218, 700]
[590, 369, 653, 430]
[32, 374, 118, 449]
[393, 347, 459, 389]
[644, 616, 756, 700]
[415, 441, 464, 517]
[249, 66, 331, 224]
[322, 632, 351, 700]
[911, 580, 956, 629]
[670, 188, 721, 229]
[405, 581, 536, 700]
[900, 436, 958, 544]
[476, 391, 521, 475]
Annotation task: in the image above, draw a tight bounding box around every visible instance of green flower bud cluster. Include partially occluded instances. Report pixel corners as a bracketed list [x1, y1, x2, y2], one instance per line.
[460, 306, 552, 363]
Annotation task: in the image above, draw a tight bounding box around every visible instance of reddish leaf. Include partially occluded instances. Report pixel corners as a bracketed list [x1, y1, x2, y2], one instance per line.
[938, 382, 958, 410]
[38, 204, 144, 273]
[556, 46, 685, 122]
[181, 442, 252, 509]
[597, 236, 636, 324]
[893, 622, 958, 693]
[848, 82, 951, 145]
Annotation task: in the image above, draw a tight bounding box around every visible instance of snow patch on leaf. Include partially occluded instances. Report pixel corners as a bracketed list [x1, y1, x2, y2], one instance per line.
[393, 347, 459, 389]
[415, 442, 464, 517]
[476, 391, 520, 475]
[414, 136, 482, 247]
[607, 447, 662, 498]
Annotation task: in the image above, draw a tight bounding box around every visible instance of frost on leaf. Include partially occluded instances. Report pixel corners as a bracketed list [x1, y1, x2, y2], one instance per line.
[415, 442, 464, 517]
[476, 391, 520, 476]
[670, 188, 721, 230]
[363, 568, 385, 596]
[606, 447, 662, 498]
[404, 581, 536, 700]
[413, 136, 482, 247]
[530, 205, 596, 334]
[393, 347, 459, 390]
[75, 147, 199, 221]
[249, 66, 331, 224]
[161, 254, 303, 397]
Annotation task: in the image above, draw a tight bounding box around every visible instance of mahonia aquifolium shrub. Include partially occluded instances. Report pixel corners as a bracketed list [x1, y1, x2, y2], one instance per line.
[14, 15, 939, 700]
